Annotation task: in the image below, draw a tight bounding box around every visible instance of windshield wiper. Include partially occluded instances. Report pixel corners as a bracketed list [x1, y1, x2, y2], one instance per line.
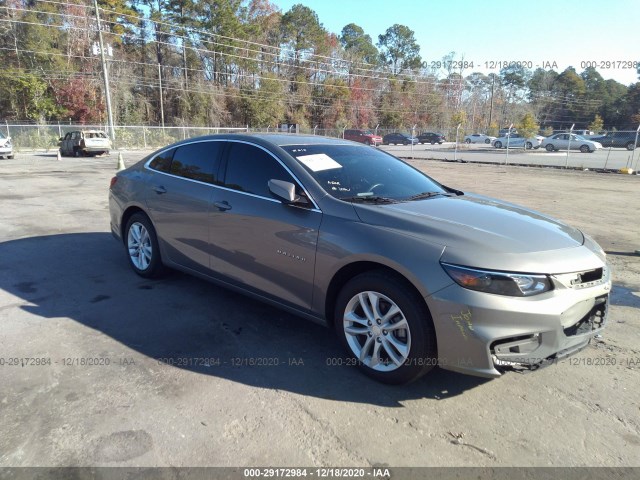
[342, 195, 399, 204]
[406, 191, 452, 201]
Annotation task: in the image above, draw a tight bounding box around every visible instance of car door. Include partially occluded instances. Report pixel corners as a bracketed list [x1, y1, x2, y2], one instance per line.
[144, 140, 224, 274]
[555, 134, 569, 149]
[507, 134, 523, 147]
[61, 133, 72, 155]
[209, 140, 322, 310]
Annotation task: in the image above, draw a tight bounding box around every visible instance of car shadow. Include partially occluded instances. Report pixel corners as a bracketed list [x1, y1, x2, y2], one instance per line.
[0, 233, 490, 405]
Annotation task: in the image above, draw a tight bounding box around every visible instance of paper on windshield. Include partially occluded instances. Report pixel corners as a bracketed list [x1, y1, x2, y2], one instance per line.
[297, 153, 342, 172]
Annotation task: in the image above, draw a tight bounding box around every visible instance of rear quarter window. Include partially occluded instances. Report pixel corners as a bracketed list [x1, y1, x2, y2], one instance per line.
[149, 148, 175, 173]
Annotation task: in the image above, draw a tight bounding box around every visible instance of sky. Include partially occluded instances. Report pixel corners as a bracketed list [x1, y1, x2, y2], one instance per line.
[269, 0, 640, 86]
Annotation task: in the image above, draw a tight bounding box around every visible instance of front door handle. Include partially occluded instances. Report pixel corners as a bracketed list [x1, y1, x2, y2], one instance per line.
[153, 185, 167, 194]
[214, 201, 232, 211]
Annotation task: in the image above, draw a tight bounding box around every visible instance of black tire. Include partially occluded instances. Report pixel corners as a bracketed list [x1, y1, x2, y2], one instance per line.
[334, 270, 437, 385]
[124, 212, 165, 278]
[494, 141, 502, 149]
[465, 139, 471, 144]
[365, 140, 371, 146]
[626, 142, 635, 151]
[545, 144, 555, 152]
[525, 141, 533, 150]
[580, 144, 590, 153]
[7, 155, 13, 159]
[485, 138, 491, 144]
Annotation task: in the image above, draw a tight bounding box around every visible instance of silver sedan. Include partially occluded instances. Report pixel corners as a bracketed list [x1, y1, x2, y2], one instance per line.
[541, 133, 603, 153]
[109, 134, 611, 384]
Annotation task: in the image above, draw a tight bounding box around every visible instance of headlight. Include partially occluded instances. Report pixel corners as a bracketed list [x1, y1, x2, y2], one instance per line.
[441, 263, 552, 297]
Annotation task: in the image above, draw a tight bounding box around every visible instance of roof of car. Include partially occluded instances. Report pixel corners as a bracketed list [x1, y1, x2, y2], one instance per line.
[167, 133, 357, 148]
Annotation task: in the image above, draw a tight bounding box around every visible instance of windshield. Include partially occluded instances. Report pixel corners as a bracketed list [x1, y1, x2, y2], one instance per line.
[282, 144, 447, 201]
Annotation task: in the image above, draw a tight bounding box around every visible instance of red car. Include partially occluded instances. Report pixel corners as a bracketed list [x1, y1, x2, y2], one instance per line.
[344, 129, 382, 146]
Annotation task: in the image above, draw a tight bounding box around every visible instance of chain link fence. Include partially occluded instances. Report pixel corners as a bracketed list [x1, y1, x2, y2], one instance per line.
[3, 123, 457, 151]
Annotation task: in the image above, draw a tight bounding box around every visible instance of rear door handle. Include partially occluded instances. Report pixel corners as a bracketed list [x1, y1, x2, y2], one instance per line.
[153, 185, 166, 194]
[214, 201, 232, 211]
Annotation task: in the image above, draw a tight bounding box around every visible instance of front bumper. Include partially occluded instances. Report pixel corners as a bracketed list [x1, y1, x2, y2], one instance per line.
[0, 146, 12, 155]
[427, 265, 611, 378]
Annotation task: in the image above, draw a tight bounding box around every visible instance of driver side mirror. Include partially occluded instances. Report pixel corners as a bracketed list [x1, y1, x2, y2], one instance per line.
[268, 179, 309, 206]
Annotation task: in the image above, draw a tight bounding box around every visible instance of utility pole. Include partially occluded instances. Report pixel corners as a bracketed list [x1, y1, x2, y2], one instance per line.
[93, 0, 115, 140]
[488, 74, 496, 132]
[158, 63, 165, 130]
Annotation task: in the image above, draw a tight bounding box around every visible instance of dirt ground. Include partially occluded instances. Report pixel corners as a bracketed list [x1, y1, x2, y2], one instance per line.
[0, 153, 639, 469]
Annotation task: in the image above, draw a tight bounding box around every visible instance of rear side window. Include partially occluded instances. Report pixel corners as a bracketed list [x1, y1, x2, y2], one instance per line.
[169, 141, 224, 184]
[149, 148, 175, 173]
[224, 142, 293, 198]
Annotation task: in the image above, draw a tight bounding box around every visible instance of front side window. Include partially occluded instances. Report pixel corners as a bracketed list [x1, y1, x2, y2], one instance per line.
[224, 142, 294, 198]
[282, 144, 447, 201]
[169, 141, 224, 184]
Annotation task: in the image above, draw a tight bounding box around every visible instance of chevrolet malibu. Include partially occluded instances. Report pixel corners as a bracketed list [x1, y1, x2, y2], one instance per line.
[109, 134, 611, 384]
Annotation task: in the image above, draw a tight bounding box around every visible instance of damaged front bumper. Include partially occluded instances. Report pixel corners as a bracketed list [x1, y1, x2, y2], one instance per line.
[428, 265, 611, 378]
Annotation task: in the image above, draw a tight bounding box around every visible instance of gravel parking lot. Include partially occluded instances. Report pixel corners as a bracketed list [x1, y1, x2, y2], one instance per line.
[0, 152, 639, 469]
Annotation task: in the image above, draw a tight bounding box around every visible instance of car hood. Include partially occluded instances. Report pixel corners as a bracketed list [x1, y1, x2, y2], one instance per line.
[353, 193, 599, 273]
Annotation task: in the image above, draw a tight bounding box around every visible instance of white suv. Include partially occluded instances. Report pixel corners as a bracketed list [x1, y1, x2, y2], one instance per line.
[0, 131, 13, 159]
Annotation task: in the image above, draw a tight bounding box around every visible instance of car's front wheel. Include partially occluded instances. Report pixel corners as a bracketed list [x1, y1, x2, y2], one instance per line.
[545, 144, 555, 152]
[125, 213, 164, 278]
[465, 139, 471, 144]
[525, 142, 533, 150]
[626, 142, 635, 151]
[494, 141, 502, 148]
[334, 271, 437, 384]
[580, 145, 590, 153]
[485, 138, 491, 144]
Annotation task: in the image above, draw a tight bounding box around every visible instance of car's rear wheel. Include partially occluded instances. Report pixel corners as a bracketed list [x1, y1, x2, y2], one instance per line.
[125, 213, 164, 278]
[525, 142, 533, 149]
[580, 145, 590, 153]
[545, 144, 555, 152]
[494, 141, 502, 149]
[365, 139, 371, 146]
[485, 138, 491, 144]
[334, 271, 437, 384]
[626, 142, 635, 151]
[465, 139, 471, 144]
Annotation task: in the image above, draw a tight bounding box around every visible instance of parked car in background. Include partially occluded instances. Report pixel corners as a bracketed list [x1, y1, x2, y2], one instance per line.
[591, 131, 639, 150]
[109, 133, 611, 384]
[343, 129, 383, 146]
[492, 133, 544, 149]
[541, 134, 602, 153]
[59, 130, 112, 157]
[498, 127, 518, 136]
[417, 132, 446, 144]
[464, 133, 496, 144]
[0, 131, 13, 159]
[382, 133, 419, 145]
